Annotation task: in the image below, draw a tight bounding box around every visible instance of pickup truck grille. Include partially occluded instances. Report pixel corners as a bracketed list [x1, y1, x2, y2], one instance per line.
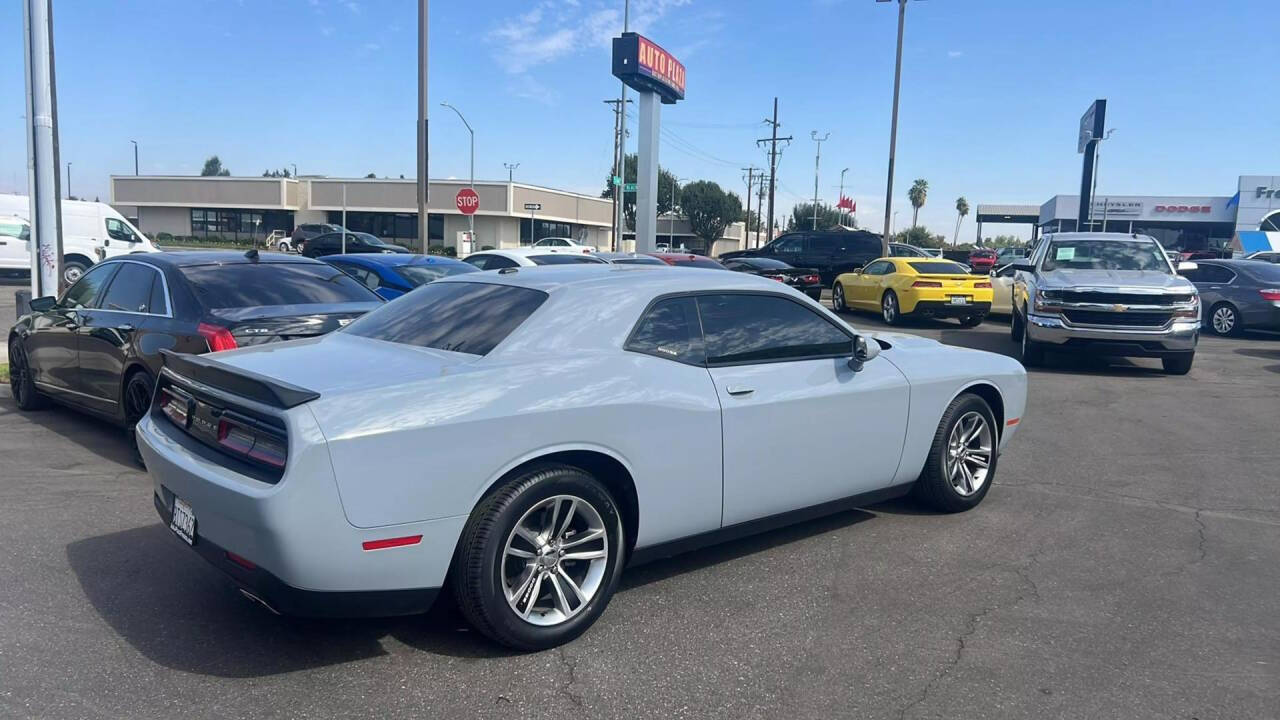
[1056, 291, 1192, 306]
[1062, 310, 1172, 327]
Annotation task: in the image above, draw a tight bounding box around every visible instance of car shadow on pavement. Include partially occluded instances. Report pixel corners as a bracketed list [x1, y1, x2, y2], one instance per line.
[620, 508, 874, 591]
[65, 524, 514, 678]
[935, 329, 1169, 378]
[3, 397, 139, 469]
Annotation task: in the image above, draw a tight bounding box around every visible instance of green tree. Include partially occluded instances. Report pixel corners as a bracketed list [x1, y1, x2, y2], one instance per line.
[601, 154, 676, 229]
[908, 178, 928, 227]
[201, 155, 231, 176]
[892, 226, 947, 248]
[261, 167, 293, 178]
[787, 202, 848, 231]
[680, 181, 742, 245]
[365, 172, 377, 178]
[986, 234, 1026, 248]
[953, 196, 969, 246]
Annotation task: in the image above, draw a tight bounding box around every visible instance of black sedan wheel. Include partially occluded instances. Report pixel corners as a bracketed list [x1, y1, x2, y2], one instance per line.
[8, 339, 49, 411]
[123, 372, 154, 467]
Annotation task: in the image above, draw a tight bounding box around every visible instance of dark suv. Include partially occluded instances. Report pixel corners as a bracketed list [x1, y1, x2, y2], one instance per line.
[301, 232, 411, 258]
[718, 230, 887, 285]
[290, 223, 345, 251]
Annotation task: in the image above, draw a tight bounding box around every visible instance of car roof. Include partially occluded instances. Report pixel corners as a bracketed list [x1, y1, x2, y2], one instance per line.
[325, 253, 467, 268]
[1043, 232, 1158, 243]
[125, 250, 327, 269]
[434, 262, 775, 295]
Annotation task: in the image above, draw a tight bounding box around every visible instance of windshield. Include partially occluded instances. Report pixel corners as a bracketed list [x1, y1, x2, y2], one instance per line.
[1041, 239, 1171, 273]
[393, 263, 478, 286]
[344, 281, 547, 355]
[743, 258, 793, 270]
[355, 233, 386, 246]
[182, 262, 379, 308]
[529, 254, 607, 265]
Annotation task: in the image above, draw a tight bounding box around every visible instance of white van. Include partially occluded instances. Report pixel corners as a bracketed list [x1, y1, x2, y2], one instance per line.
[0, 195, 158, 284]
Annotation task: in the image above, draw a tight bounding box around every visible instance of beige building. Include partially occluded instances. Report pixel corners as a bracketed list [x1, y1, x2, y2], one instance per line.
[111, 175, 750, 255]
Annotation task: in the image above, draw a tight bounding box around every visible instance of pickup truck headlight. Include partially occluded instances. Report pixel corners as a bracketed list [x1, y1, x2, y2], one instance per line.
[1173, 294, 1200, 319]
[1032, 289, 1062, 312]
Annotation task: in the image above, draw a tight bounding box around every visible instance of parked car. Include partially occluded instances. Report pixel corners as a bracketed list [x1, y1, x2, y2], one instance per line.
[989, 264, 1016, 316]
[1244, 251, 1280, 264]
[968, 248, 998, 273]
[290, 223, 346, 253]
[532, 237, 594, 253]
[888, 243, 935, 258]
[1177, 259, 1280, 336]
[0, 196, 159, 284]
[996, 247, 1029, 265]
[593, 252, 667, 266]
[722, 257, 822, 300]
[463, 248, 608, 270]
[137, 264, 1027, 649]
[301, 232, 410, 258]
[323, 253, 479, 300]
[717, 230, 884, 285]
[1010, 232, 1200, 374]
[832, 258, 992, 327]
[649, 252, 728, 269]
[7, 251, 382, 458]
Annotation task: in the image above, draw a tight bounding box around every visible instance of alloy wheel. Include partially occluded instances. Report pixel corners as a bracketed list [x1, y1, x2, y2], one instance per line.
[63, 265, 84, 285]
[9, 344, 29, 402]
[946, 411, 993, 497]
[833, 285, 845, 312]
[882, 293, 897, 324]
[502, 494, 609, 627]
[1212, 306, 1236, 335]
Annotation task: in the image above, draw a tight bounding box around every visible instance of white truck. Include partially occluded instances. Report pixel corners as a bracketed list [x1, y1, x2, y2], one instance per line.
[0, 195, 158, 284]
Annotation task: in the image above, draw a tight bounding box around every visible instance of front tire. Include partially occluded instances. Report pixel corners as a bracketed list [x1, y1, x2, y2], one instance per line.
[278, 241, 290, 253]
[8, 338, 49, 411]
[1207, 303, 1241, 336]
[1162, 353, 1195, 375]
[914, 393, 999, 513]
[452, 464, 625, 650]
[832, 283, 846, 312]
[1019, 314, 1045, 366]
[881, 291, 901, 326]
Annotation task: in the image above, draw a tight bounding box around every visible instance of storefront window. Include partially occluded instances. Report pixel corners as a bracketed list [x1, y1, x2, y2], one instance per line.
[1261, 212, 1280, 232]
[190, 209, 291, 241]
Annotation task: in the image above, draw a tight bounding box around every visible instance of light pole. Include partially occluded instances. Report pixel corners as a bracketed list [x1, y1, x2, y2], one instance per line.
[669, 176, 687, 248]
[504, 162, 519, 183]
[130, 140, 138, 175]
[1087, 128, 1115, 231]
[838, 167, 849, 227]
[811, 131, 829, 230]
[440, 101, 475, 249]
[878, 0, 917, 256]
[66, 162, 71, 199]
[291, 162, 298, 178]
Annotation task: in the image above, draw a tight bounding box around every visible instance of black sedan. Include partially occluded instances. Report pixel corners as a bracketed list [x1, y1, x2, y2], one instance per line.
[301, 231, 411, 258]
[721, 257, 823, 300]
[6, 251, 382, 458]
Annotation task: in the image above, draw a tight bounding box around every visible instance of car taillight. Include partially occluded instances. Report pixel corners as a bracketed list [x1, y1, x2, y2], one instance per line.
[975, 281, 992, 288]
[1261, 289, 1280, 302]
[802, 274, 820, 284]
[198, 322, 237, 352]
[216, 416, 287, 469]
[912, 280, 943, 288]
[159, 386, 191, 427]
[769, 275, 787, 282]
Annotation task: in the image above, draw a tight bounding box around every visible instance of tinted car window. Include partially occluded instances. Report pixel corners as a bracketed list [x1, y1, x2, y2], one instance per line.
[181, 262, 378, 308]
[809, 235, 840, 252]
[148, 274, 169, 315]
[344, 281, 547, 356]
[529, 254, 607, 265]
[849, 235, 883, 254]
[1242, 262, 1280, 282]
[863, 260, 893, 275]
[394, 263, 478, 286]
[60, 263, 119, 309]
[909, 261, 970, 275]
[105, 218, 140, 243]
[741, 258, 792, 270]
[1194, 265, 1235, 283]
[626, 296, 704, 365]
[697, 293, 851, 365]
[611, 256, 665, 265]
[670, 257, 725, 269]
[100, 263, 160, 313]
[770, 235, 804, 254]
[465, 254, 519, 270]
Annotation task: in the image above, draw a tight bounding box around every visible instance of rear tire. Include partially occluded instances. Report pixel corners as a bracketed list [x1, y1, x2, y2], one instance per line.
[881, 291, 902, 326]
[8, 338, 49, 411]
[123, 371, 154, 467]
[1162, 353, 1195, 375]
[1010, 308, 1025, 341]
[63, 259, 90, 286]
[832, 283, 846, 312]
[451, 464, 625, 651]
[1207, 303, 1241, 336]
[913, 393, 999, 513]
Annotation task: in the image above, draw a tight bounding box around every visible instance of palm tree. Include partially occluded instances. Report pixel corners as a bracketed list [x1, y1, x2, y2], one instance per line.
[953, 196, 970, 246]
[908, 179, 928, 228]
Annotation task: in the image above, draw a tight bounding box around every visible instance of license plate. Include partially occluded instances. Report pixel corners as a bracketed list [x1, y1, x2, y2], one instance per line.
[950, 296, 969, 305]
[170, 496, 196, 545]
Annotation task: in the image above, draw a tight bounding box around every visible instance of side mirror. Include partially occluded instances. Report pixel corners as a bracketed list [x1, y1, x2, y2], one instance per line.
[847, 335, 881, 372]
[28, 296, 55, 312]
[1011, 261, 1035, 272]
[1177, 261, 1198, 272]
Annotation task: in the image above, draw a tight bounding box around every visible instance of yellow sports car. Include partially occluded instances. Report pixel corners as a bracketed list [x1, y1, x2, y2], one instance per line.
[832, 257, 993, 327]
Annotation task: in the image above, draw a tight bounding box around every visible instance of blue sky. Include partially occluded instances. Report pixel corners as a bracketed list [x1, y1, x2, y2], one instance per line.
[2, 0, 1277, 240]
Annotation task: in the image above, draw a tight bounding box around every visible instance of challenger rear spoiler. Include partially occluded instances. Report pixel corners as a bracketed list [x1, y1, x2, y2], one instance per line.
[159, 350, 320, 409]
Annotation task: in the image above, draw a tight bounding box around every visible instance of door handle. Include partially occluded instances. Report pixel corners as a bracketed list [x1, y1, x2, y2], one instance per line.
[117, 324, 135, 332]
[726, 385, 754, 396]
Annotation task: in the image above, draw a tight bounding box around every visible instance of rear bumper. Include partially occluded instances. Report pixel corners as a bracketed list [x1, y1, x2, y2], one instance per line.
[907, 300, 992, 317]
[153, 494, 439, 617]
[1027, 313, 1199, 355]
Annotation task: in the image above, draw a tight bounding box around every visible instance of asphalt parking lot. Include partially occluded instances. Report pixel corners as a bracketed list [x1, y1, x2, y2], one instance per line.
[1, 287, 1278, 719]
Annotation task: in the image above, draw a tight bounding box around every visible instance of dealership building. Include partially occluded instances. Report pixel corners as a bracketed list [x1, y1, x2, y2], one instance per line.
[981, 175, 1280, 253]
[110, 175, 748, 254]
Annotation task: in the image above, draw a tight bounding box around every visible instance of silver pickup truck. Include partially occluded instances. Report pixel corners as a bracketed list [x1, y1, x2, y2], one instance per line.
[1011, 233, 1200, 374]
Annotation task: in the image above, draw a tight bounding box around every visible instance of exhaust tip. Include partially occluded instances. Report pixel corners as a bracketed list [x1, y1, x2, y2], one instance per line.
[238, 588, 282, 615]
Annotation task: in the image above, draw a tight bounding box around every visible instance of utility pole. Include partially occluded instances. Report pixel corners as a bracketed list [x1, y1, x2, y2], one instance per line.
[756, 177, 767, 247]
[23, 0, 64, 295]
[757, 97, 792, 245]
[838, 167, 849, 227]
[66, 161, 71, 199]
[880, 0, 913, 257]
[741, 167, 755, 250]
[416, 0, 429, 249]
[130, 140, 138, 175]
[604, 99, 625, 250]
[504, 162, 519, 183]
[810, 131, 829, 230]
[614, 0, 631, 251]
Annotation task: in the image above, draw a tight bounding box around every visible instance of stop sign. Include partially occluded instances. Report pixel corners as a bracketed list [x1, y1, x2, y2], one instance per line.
[455, 188, 480, 215]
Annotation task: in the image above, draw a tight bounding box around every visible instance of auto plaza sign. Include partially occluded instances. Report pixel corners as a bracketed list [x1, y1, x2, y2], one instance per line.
[612, 32, 686, 103]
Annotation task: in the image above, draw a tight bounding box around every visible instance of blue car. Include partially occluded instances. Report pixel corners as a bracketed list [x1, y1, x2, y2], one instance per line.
[321, 253, 479, 300]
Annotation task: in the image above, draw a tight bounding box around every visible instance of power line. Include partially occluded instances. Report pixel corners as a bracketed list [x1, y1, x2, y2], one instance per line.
[756, 97, 793, 243]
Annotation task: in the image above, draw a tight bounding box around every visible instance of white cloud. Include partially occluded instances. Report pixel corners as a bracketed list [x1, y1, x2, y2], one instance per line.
[363, 42, 381, 52]
[320, 26, 334, 36]
[345, 1, 361, 15]
[507, 74, 560, 106]
[948, 50, 964, 58]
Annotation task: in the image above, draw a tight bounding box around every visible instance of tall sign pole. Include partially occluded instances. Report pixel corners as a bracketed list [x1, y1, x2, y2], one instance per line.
[23, 0, 64, 296]
[881, 0, 908, 257]
[416, 0, 429, 249]
[612, 33, 686, 254]
[1077, 99, 1107, 229]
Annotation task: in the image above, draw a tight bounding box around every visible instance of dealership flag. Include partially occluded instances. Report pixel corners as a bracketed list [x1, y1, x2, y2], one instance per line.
[837, 195, 855, 212]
